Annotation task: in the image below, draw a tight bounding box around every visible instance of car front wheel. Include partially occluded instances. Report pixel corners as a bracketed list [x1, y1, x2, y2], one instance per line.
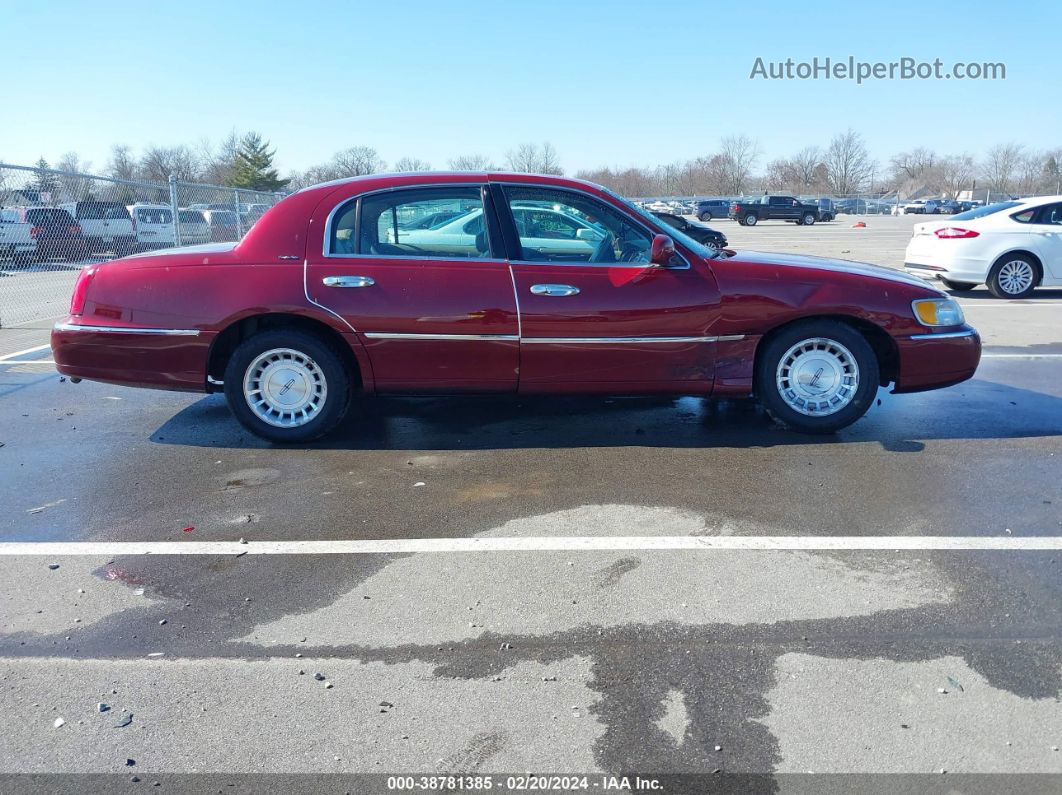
[224, 329, 352, 443]
[801, 213, 816, 225]
[756, 320, 879, 433]
[698, 211, 712, 222]
[987, 255, 1038, 299]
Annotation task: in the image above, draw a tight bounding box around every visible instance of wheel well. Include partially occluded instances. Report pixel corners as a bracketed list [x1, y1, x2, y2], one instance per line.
[991, 250, 1044, 285]
[754, 315, 899, 388]
[206, 313, 361, 390]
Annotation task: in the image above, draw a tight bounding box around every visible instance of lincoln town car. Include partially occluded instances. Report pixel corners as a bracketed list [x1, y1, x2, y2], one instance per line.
[51, 172, 981, 442]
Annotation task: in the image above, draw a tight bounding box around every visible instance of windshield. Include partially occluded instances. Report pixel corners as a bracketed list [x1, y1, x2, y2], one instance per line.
[602, 187, 720, 259]
[951, 201, 1023, 221]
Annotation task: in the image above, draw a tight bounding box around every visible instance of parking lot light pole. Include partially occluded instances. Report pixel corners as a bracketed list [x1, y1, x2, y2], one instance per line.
[168, 174, 183, 248]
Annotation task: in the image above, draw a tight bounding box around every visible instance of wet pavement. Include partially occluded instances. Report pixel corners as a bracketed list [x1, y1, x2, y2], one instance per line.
[0, 290, 1060, 792]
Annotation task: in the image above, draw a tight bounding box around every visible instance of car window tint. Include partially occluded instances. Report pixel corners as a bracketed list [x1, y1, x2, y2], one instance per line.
[338, 187, 489, 259]
[1012, 208, 1035, 223]
[1036, 204, 1062, 225]
[504, 186, 651, 265]
[136, 208, 173, 224]
[178, 210, 205, 224]
[0, 209, 18, 223]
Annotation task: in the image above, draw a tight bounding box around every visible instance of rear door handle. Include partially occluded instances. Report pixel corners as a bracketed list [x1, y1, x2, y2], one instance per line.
[530, 284, 579, 297]
[323, 276, 375, 288]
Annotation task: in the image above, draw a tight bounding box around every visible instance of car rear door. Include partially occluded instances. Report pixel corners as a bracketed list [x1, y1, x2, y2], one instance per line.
[306, 183, 519, 392]
[496, 182, 722, 393]
[1028, 202, 1062, 279]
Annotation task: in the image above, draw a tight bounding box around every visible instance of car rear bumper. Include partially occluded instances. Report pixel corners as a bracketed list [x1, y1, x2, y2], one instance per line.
[51, 319, 213, 392]
[893, 326, 981, 393]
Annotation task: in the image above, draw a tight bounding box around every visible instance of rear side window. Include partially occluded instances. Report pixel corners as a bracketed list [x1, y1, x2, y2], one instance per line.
[76, 202, 131, 221]
[329, 187, 490, 258]
[179, 210, 205, 224]
[26, 208, 73, 225]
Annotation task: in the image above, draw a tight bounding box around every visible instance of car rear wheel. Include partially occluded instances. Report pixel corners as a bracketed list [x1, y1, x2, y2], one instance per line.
[756, 320, 879, 434]
[801, 213, 816, 225]
[224, 330, 351, 443]
[743, 214, 758, 226]
[987, 255, 1038, 299]
[940, 278, 978, 292]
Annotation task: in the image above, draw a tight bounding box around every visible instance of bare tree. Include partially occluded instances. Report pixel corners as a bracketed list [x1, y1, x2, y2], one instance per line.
[823, 129, 874, 194]
[330, 146, 386, 177]
[505, 142, 563, 175]
[889, 148, 937, 182]
[393, 157, 431, 172]
[198, 131, 240, 185]
[106, 145, 139, 181]
[448, 154, 497, 171]
[937, 154, 976, 197]
[982, 143, 1024, 195]
[139, 145, 202, 182]
[717, 134, 760, 195]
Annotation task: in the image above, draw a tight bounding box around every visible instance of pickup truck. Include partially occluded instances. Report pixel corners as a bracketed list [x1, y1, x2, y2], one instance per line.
[729, 195, 820, 226]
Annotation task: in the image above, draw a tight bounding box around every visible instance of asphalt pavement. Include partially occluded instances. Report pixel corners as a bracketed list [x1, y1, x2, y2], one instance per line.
[0, 219, 1060, 793]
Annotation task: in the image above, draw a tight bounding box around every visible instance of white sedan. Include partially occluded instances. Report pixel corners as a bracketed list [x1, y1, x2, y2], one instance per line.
[904, 196, 1062, 298]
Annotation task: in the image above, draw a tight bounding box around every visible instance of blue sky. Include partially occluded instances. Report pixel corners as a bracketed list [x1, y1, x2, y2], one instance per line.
[1, 0, 1057, 175]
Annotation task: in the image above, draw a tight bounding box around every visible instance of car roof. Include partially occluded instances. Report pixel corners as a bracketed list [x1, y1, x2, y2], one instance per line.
[294, 171, 607, 197]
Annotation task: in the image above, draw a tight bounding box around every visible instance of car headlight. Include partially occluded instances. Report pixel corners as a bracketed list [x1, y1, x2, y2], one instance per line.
[912, 297, 965, 327]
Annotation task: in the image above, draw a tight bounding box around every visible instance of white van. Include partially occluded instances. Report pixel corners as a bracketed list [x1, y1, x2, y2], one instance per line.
[59, 201, 136, 256]
[128, 204, 176, 251]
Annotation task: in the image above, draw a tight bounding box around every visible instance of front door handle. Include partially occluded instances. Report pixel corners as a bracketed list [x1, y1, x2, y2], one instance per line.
[530, 284, 580, 297]
[323, 276, 375, 288]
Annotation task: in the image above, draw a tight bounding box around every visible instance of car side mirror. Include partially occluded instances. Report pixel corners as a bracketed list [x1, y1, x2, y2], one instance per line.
[576, 227, 604, 241]
[650, 233, 676, 266]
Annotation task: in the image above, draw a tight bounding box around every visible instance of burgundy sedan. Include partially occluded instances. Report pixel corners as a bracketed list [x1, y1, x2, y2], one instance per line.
[52, 173, 980, 442]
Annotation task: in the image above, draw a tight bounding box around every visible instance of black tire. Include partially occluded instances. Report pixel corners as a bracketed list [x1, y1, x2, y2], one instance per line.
[756, 320, 879, 434]
[801, 212, 816, 225]
[223, 329, 352, 443]
[698, 211, 713, 222]
[743, 214, 758, 226]
[986, 254, 1038, 299]
[940, 278, 978, 292]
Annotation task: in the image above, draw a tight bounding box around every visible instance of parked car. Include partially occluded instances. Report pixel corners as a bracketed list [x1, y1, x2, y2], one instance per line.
[58, 201, 136, 255]
[128, 204, 176, 251]
[836, 198, 868, 215]
[903, 200, 928, 215]
[8, 207, 88, 261]
[905, 196, 1062, 298]
[934, 200, 960, 214]
[815, 198, 836, 222]
[0, 208, 35, 262]
[202, 210, 240, 242]
[651, 212, 727, 249]
[53, 172, 980, 443]
[694, 199, 731, 222]
[178, 209, 212, 246]
[729, 195, 820, 226]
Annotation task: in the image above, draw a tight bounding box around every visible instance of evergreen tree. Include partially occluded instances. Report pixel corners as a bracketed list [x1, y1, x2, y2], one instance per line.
[229, 133, 289, 191]
[32, 157, 61, 200]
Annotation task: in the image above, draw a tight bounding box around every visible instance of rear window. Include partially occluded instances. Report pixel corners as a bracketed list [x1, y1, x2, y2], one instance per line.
[209, 211, 237, 225]
[951, 201, 1022, 221]
[135, 208, 173, 224]
[76, 202, 131, 221]
[26, 208, 74, 225]
[0, 209, 19, 223]
[178, 210, 205, 223]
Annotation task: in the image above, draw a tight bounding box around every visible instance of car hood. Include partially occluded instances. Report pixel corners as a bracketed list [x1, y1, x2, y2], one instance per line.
[729, 250, 938, 290]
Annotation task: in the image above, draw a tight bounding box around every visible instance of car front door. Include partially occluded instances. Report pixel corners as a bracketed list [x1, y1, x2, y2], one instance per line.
[1028, 202, 1062, 280]
[496, 182, 722, 393]
[306, 184, 519, 392]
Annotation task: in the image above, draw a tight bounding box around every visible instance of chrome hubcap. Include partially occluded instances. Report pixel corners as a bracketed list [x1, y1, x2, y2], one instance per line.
[776, 337, 860, 416]
[997, 260, 1034, 295]
[243, 348, 327, 428]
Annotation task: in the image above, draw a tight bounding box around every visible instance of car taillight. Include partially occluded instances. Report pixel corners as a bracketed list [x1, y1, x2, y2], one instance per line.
[733, 204, 741, 212]
[71, 224, 81, 235]
[69, 267, 96, 315]
[30, 226, 41, 238]
[934, 227, 979, 239]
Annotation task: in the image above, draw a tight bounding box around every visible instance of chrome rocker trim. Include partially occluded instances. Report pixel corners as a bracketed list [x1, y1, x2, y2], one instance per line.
[54, 322, 200, 336]
[360, 332, 745, 344]
[907, 329, 978, 341]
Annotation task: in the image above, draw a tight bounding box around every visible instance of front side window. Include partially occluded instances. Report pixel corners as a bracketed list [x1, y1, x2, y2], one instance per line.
[504, 186, 651, 265]
[329, 187, 490, 258]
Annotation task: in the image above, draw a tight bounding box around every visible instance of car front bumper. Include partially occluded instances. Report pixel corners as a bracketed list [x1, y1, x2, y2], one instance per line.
[892, 326, 981, 393]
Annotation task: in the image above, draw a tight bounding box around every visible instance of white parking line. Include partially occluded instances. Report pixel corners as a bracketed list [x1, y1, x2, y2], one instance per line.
[981, 354, 1062, 358]
[1, 536, 1060, 556]
[0, 360, 56, 365]
[0, 344, 50, 362]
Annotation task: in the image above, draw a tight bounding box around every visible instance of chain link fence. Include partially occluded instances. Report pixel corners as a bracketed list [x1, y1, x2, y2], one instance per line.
[0, 163, 285, 328]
